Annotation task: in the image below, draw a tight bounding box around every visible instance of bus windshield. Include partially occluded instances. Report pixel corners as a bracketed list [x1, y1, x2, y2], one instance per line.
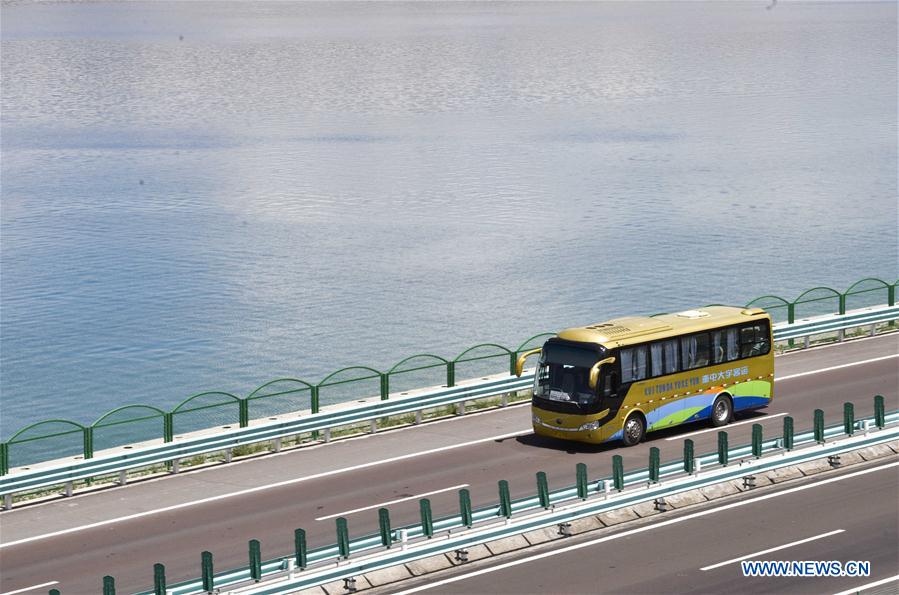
[533, 342, 605, 407]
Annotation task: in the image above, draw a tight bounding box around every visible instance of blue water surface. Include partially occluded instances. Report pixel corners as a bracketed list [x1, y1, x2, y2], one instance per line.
[1, 1, 896, 440]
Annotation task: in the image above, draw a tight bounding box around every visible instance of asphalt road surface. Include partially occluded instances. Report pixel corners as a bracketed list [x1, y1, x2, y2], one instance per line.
[383, 459, 899, 595]
[0, 335, 896, 594]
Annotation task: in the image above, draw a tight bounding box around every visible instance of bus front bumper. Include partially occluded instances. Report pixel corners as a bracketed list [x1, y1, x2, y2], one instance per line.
[531, 411, 612, 444]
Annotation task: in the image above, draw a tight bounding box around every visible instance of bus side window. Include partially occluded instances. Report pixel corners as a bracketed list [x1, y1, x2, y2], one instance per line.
[711, 330, 726, 364]
[651, 339, 679, 376]
[740, 326, 756, 358]
[621, 347, 648, 383]
[620, 348, 635, 383]
[663, 339, 679, 374]
[725, 327, 739, 361]
[741, 323, 770, 358]
[681, 333, 710, 370]
[695, 334, 710, 367]
[633, 345, 648, 380]
[650, 342, 663, 377]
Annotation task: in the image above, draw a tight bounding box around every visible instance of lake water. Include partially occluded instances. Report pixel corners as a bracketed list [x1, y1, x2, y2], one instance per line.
[1, 1, 896, 440]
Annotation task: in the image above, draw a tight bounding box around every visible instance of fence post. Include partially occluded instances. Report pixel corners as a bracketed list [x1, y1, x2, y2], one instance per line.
[102, 576, 115, 595]
[787, 302, 796, 347]
[683, 439, 694, 474]
[459, 488, 473, 527]
[839, 293, 846, 315]
[419, 499, 434, 537]
[336, 517, 350, 557]
[748, 424, 761, 458]
[310, 385, 320, 415]
[0, 442, 8, 476]
[498, 480, 512, 518]
[612, 455, 624, 491]
[201, 551, 214, 593]
[378, 508, 392, 547]
[153, 563, 166, 595]
[649, 447, 660, 483]
[783, 416, 794, 451]
[843, 402, 855, 436]
[295, 528, 307, 569]
[163, 413, 174, 442]
[536, 471, 550, 508]
[874, 395, 885, 428]
[814, 409, 825, 443]
[379, 374, 389, 401]
[239, 399, 249, 428]
[447, 361, 455, 387]
[249, 539, 262, 580]
[717, 431, 729, 466]
[83, 426, 94, 460]
[310, 385, 321, 440]
[508, 352, 517, 376]
[576, 463, 588, 499]
[889, 284, 895, 306]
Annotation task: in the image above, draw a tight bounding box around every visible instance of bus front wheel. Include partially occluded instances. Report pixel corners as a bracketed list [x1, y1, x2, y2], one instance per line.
[622, 414, 645, 446]
[710, 395, 733, 427]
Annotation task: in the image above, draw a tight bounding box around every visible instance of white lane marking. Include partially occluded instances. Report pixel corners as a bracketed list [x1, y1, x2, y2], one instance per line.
[666, 413, 788, 441]
[0, 430, 529, 549]
[315, 484, 469, 521]
[0, 582, 59, 595]
[777, 353, 898, 381]
[700, 529, 845, 571]
[832, 574, 899, 595]
[390, 461, 899, 595]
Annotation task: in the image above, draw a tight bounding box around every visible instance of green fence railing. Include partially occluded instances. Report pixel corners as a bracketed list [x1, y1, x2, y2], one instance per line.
[1, 276, 895, 474]
[123, 396, 896, 595]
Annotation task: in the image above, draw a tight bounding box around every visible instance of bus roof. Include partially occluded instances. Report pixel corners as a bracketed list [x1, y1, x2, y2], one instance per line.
[556, 306, 769, 349]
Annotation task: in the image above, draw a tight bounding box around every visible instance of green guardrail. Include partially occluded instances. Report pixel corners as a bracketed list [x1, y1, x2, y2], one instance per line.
[121, 396, 896, 595]
[1, 276, 896, 475]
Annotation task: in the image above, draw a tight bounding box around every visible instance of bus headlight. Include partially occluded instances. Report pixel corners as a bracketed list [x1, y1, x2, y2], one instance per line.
[579, 420, 601, 431]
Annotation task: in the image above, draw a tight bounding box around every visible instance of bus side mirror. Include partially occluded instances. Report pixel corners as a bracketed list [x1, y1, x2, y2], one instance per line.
[588, 357, 616, 390]
[515, 348, 542, 377]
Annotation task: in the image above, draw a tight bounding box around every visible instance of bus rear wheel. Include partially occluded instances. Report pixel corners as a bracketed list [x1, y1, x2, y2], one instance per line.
[622, 414, 645, 446]
[710, 395, 733, 427]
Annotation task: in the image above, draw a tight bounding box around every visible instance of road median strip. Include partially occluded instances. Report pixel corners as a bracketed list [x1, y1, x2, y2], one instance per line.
[360, 443, 899, 595]
[122, 401, 897, 595]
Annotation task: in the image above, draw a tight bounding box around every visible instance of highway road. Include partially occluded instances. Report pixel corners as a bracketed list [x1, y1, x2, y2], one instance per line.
[384, 459, 899, 595]
[0, 335, 897, 594]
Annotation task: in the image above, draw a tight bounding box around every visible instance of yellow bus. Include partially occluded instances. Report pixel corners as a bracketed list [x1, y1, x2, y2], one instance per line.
[515, 306, 774, 446]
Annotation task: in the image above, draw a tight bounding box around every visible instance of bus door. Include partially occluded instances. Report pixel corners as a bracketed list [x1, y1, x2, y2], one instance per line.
[598, 367, 624, 437]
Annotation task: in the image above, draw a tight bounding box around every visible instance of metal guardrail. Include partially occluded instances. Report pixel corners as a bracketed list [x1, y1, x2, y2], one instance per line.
[3, 276, 896, 477]
[1, 305, 897, 507]
[774, 304, 898, 342]
[130, 402, 898, 595]
[0, 375, 533, 505]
